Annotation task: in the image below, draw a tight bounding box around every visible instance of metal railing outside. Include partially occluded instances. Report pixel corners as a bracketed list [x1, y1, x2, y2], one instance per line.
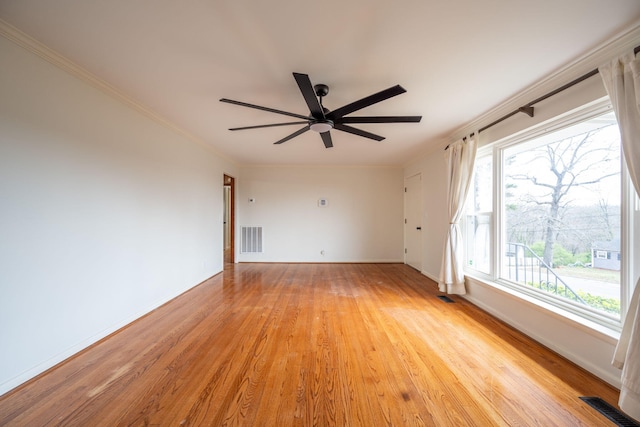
[504, 242, 586, 304]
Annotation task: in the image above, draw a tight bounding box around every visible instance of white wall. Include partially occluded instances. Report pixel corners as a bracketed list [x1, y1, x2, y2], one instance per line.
[237, 166, 404, 263]
[404, 28, 640, 387]
[0, 35, 237, 394]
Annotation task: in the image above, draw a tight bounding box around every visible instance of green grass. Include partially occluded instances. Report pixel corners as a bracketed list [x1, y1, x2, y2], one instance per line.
[525, 280, 621, 315]
[576, 291, 620, 314]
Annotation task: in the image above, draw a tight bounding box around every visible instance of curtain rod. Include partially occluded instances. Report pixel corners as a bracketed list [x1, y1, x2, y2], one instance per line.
[445, 45, 640, 150]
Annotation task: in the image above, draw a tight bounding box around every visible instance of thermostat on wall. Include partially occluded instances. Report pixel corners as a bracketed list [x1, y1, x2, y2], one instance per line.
[318, 198, 328, 207]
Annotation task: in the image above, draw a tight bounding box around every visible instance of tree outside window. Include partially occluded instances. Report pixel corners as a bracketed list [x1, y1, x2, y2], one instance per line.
[502, 111, 621, 317]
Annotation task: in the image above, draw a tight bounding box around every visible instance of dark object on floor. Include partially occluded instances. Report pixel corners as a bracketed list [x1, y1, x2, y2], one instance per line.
[437, 295, 455, 303]
[580, 397, 640, 426]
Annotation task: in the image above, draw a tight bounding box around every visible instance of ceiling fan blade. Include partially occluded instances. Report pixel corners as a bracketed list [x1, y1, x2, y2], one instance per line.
[229, 121, 309, 131]
[337, 116, 422, 124]
[327, 85, 406, 119]
[220, 98, 310, 120]
[320, 131, 333, 148]
[273, 126, 310, 145]
[334, 124, 385, 141]
[293, 73, 324, 118]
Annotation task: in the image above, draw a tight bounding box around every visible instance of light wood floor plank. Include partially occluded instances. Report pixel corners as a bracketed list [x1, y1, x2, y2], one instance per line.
[0, 263, 620, 426]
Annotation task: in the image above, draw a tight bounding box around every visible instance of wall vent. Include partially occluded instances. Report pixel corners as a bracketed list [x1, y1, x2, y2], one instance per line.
[240, 226, 263, 253]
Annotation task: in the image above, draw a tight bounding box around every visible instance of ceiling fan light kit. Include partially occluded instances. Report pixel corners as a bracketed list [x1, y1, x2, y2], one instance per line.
[220, 72, 422, 148]
[309, 120, 333, 133]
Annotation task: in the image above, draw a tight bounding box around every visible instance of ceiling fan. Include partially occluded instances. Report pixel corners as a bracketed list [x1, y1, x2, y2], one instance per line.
[220, 72, 422, 148]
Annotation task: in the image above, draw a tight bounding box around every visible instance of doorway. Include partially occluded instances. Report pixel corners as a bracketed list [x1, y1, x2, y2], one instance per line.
[223, 174, 235, 266]
[404, 173, 422, 271]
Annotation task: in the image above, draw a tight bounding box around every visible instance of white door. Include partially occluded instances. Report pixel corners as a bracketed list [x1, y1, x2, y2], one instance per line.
[405, 173, 422, 271]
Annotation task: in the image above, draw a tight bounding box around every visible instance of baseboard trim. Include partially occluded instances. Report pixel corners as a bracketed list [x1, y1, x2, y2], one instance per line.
[463, 286, 621, 389]
[0, 271, 222, 397]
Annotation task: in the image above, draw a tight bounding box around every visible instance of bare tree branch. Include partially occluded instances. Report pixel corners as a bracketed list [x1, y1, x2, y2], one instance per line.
[505, 128, 620, 265]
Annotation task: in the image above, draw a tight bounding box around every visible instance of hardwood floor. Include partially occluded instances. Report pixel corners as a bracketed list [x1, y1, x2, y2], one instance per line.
[0, 263, 621, 426]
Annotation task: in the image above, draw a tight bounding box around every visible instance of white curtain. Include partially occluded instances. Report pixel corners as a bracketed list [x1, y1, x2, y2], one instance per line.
[439, 136, 477, 294]
[600, 50, 640, 421]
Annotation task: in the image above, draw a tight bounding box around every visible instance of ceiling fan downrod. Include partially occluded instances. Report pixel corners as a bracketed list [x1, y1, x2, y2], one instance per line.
[310, 83, 332, 133]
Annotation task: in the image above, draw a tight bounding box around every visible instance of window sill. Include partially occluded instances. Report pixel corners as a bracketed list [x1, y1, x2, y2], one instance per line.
[464, 272, 621, 345]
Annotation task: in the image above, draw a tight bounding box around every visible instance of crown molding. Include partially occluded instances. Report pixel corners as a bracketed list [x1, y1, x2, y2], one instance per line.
[449, 21, 640, 143]
[0, 19, 236, 165]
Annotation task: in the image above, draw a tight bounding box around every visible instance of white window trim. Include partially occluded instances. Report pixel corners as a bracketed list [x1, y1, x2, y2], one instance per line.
[465, 273, 620, 342]
[464, 97, 634, 334]
[464, 145, 494, 278]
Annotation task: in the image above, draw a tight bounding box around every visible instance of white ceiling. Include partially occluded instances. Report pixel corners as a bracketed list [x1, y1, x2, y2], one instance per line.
[1, 1, 640, 166]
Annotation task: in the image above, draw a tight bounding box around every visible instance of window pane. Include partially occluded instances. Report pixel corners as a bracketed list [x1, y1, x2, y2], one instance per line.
[501, 112, 621, 318]
[466, 213, 491, 273]
[466, 155, 492, 274]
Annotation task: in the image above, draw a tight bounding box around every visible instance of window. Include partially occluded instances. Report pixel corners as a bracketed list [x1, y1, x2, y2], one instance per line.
[465, 154, 492, 275]
[464, 102, 635, 330]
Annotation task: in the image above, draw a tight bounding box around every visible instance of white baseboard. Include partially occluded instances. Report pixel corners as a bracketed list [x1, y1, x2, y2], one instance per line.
[0, 271, 220, 397]
[462, 277, 622, 389]
[413, 268, 622, 388]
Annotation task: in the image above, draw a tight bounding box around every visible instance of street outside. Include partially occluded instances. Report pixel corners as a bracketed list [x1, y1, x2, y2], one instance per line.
[505, 265, 620, 299]
[559, 274, 619, 299]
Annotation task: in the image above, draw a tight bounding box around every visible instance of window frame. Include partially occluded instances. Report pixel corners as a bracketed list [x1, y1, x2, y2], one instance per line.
[464, 98, 635, 333]
[464, 148, 494, 277]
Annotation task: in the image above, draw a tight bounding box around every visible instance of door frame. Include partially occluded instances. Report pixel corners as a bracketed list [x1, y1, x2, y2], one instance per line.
[224, 174, 235, 265]
[404, 173, 422, 271]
